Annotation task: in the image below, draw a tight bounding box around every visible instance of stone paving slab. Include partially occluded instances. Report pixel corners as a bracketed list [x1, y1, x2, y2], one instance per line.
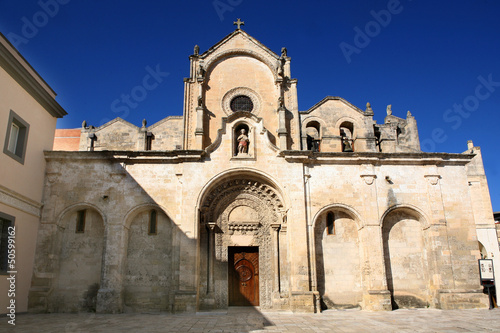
[2, 308, 500, 332]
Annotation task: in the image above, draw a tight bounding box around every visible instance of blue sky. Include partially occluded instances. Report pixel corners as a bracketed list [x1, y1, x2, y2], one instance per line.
[1, 0, 499, 211]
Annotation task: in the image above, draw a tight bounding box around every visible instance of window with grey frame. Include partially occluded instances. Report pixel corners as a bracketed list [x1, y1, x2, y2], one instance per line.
[3, 110, 30, 164]
[0, 212, 15, 274]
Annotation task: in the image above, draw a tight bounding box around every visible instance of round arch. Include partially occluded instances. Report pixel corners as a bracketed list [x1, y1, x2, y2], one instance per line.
[123, 202, 174, 230]
[380, 204, 430, 230]
[312, 203, 363, 230]
[52, 202, 106, 312]
[195, 168, 289, 214]
[301, 116, 328, 136]
[311, 203, 364, 309]
[381, 204, 432, 309]
[334, 117, 360, 137]
[195, 168, 289, 310]
[204, 49, 278, 81]
[55, 202, 106, 229]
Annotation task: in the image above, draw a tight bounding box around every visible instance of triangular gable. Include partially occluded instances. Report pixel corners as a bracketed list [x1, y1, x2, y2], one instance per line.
[301, 96, 366, 115]
[96, 117, 139, 131]
[200, 29, 280, 61]
[148, 116, 183, 131]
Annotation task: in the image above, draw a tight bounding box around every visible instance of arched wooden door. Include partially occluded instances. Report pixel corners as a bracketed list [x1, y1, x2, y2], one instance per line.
[229, 247, 259, 306]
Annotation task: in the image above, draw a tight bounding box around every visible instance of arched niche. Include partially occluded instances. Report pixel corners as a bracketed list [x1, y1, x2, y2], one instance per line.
[339, 121, 354, 152]
[233, 122, 252, 157]
[123, 206, 173, 312]
[301, 116, 327, 152]
[382, 207, 430, 309]
[52, 206, 105, 312]
[305, 121, 321, 152]
[314, 208, 362, 309]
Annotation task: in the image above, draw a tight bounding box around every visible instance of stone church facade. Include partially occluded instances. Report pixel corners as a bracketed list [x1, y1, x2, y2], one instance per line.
[29, 27, 498, 313]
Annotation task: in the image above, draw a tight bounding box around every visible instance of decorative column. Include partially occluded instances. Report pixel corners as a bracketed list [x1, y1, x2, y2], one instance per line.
[279, 210, 289, 294]
[206, 222, 217, 294]
[271, 223, 281, 294]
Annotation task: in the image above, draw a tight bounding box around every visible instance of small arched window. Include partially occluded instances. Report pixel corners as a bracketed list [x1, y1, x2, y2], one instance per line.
[327, 212, 335, 235]
[306, 121, 321, 152]
[76, 209, 86, 233]
[149, 209, 157, 235]
[340, 122, 354, 152]
[145, 132, 154, 151]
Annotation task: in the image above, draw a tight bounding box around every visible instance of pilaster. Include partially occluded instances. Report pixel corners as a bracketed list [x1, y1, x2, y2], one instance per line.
[96, 223, 125, 313]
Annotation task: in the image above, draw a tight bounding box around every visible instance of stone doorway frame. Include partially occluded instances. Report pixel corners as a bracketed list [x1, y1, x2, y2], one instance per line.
[195, 169, 289, 311]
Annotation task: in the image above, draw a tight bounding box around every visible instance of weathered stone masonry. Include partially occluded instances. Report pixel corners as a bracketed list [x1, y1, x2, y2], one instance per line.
[29, 27, 498, 313]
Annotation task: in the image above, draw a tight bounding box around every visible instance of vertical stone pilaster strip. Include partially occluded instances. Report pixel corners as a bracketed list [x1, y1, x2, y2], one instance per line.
[271, 223, 281, 294]
[96, 223, 125, 313]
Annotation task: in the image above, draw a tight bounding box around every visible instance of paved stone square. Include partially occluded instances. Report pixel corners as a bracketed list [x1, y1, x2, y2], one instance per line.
[3, 307, 500, 332]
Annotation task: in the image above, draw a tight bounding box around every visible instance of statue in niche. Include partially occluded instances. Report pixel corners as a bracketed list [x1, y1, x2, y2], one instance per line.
[237, 129, 249, 155]
[198, 64, 205, 78]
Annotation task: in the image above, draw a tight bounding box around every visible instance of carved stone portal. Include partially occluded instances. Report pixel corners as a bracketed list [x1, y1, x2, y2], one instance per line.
[198, 177, 287, 310]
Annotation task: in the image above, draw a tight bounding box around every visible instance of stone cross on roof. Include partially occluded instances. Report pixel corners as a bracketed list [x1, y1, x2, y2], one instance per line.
[233, 18, 245, 30]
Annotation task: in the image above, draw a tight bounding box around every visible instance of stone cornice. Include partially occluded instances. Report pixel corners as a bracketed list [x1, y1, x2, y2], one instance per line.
[0, 33, 67, 118]
[44, 150, 205, 164]
[0, 184, 42, 217]
[279, 150, 475, 166]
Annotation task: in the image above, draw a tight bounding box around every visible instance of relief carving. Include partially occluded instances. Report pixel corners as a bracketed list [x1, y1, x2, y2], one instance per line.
[200, 177, 286, 309]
